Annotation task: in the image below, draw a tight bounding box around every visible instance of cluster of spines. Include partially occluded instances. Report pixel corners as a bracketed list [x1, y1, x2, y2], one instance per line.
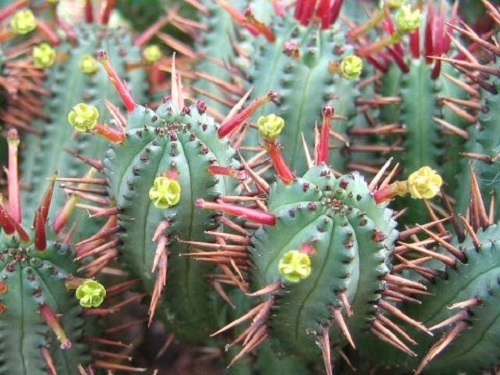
[393, 168, 499, 374]
[17, 1, 156, 230]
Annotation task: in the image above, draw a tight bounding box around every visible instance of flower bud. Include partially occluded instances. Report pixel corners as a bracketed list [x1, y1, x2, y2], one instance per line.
[75, 280, 106, 308]
[257, 114, 285, 141]
[68, 103, 99, 132]
[33, 43, 56, 68]
[10, 10, 37, 35]
[395, 5, 422, 34]
[143, 45, 163, 63]
[80, 55, 99, 74]
[340, 55, 363, 79]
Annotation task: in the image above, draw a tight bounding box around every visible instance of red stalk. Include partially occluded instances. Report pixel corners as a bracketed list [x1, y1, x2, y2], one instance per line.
[36, 19, 60, 45]
[0, 205, 29, 242]
[317, 0, 333, 29]
[365, 55, 390, 73]
[7, 129, 21, 223]
[101, 0, 116, 25]
[216, 0, 260, 36]
[387, 47, 409, 73]
[326, 0, 343, 29]
[409, 30, 420, 58]
[85, 0, 93, 23]
[434, 1, 445, 57]
[39, 305, 72, 350]
[295, 0, 316, 25]
[96, 51, 137, 113]
[34, 209, 46, 251]
[196, 199, 276, 226]
[425, 2, 434, 63]
[265, 141, 295, 185]
[430, 60, 442, 80]
[218, 91, 278, 138]
[0, 205, 16, 235]
[95, 124, 125, 144]
[443, 0, 459, 54]
[244, 8, 276, 43]
[208, 166, 247, 180]
[316, 106, 334, 165]
[0, 0, 28, 23]
[38, 174, 57, 225]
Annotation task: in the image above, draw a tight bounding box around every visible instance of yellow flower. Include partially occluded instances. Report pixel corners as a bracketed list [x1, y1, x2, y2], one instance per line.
[10, 9, 37, 35]
[257, 114, 285, 141]
[340, 55, 363, 79]
[381, 0, 406, 9]
[143, 45, 163, 63]
[80, 55, 99, 74]
[149, 176, 181, 209]
[68, 103, 99, 132]
[395, 5, 422, 34]
[278, 250, 312, 283]
[407, 166, 442, 199]
[75, 280, 106, 308]
[33, 43, 56, 68]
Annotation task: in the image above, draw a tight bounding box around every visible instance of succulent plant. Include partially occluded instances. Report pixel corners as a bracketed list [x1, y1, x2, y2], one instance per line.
[0, 4, 47, 134]
[204, 0, 361, 177]
[18, 14, 150, 229]
[0, 129, 141, 374]
[388, 168, 498, 374]
[67, 51, 281, 344]
[0, 0, 497, 373]
[191, 108, 440, 374]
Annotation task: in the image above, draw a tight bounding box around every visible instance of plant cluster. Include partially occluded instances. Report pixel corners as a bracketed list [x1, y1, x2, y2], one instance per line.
[0, 0, 498, 374]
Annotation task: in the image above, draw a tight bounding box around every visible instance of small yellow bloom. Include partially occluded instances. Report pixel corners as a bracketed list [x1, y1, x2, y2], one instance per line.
[278, 250, 312, 283]
[257, 114, 285, 141]
[33, 43, 56, 68]
[75, 280, 106, 308]
[10, 9, 37, 35]
[395, 5, 422, 34]
[340, 55, 363, 79]
[149, 176, 181, 209]
[80, 55, 99, 74]
[381, 0, 406, 9]
[143, 45, 163, 63]
[68, 103, 99, 132]
[407, 166, 442, 199]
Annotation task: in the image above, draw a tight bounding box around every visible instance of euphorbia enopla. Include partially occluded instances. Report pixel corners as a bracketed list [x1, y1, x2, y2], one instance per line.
[189, 106, 446, 374]
[346, 0, 490, 224]
[192, 0, 363, 178]
[64, 50, 277, 344]
[0, 129, 145, 374]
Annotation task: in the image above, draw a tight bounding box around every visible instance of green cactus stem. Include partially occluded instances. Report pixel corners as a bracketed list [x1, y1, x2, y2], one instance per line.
[190, 109, 433, 374]
[399, 168, 499, 374]
[442, 2, 500, 215]
[347, 1, 482, 224]
[195, 0, 361, 177]
[0, 128, 142, 374]
[0, 5, 47, 134]
[71, 52, 278, 343]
